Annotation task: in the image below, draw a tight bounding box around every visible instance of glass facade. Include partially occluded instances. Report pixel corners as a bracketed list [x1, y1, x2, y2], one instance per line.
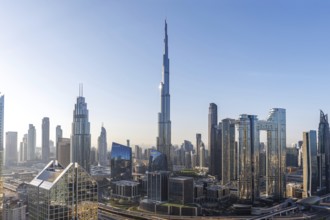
[149, 149, 168, 171]
[147, 171, 170, 202]
[169, 177, 193, 204]
[110, 142, 132, 181]
[28, 160, 98, 220]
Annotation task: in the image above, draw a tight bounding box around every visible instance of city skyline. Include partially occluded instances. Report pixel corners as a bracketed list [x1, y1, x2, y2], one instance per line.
[1, 1, 330, 149]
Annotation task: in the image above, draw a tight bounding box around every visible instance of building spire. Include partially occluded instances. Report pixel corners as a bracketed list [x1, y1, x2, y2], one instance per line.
[164, 19, 168, 56]
[79, 83, 83, 97]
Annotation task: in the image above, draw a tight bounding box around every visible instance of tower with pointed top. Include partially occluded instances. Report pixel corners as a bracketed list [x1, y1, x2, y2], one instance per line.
[71, 85, 91, 173]
[157, 20, 172, 171]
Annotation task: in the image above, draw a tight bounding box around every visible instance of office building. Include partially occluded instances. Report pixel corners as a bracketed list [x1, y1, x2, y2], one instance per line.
[27, 124, 36, 161]
[3, 200, 26, 220]
[196, 133, 202, 166]
[286, 147, 299, 167]
[237, 114, 260, 203]
[5, 131, 18, 166]
[97, 126, 107, 166]
[302, 130, 318, 198]
[147, 171, 170, 202]
[318, 110, 330, 193]
[55, 125, 62, 159]
[57, 138, 70, 168]
[71, 86, 91, 173]
[168, 176, 194, 204]
[112, 180, 140, 201]
[157, 20, 172, 171]
[222, 118, 236, 185]
[110, 142, 132, 181]
[200, 143, 206, 167]
[28, 160, 98, 220]
[90, 146, 97, 166]
[149, 149, 167, 171]
[42, 117, 50, 162]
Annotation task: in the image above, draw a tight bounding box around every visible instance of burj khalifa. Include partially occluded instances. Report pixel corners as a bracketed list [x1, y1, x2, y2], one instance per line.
[157, 20, 172, 171]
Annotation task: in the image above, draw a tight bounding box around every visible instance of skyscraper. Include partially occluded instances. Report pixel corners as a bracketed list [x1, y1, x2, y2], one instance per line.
[71, 86, 91, 173]
[0, 94, 4, 218]
[222, 118, 236, 185]
[302, 130, 318, 197]
[318, 110, 330, 194]
[157, 20, 172, 171]
[110, 142, 132, 181]
[208, 103, 220, 178]
[55, 125, 62, 159]
[27, 124, 36, 161]
[57, 138, 71, 168]
[237, 114, 260, 203]
[5, 131, 18, 166]
[149, 149, 167, 172]
[28, 160, 98, 220]
[97, 126, 107, 166]
[196, 133, 202, 166]
[42, 117, 50, 162]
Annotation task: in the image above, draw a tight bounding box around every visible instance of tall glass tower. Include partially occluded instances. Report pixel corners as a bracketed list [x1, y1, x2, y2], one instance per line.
[98, 126, 108, 166]
[42, 117, 50, 162]
[71, 86, 91, 173]
[318, 110, 330, 194]
[157, 20, 172, 171]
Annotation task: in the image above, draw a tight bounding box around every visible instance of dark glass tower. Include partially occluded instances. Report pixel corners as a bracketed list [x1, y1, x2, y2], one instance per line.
[110, 142, 132, 181]
[98, 126, 108, 166]
[157, 20, 172, 171]
[71, 86, 91, 173]
[318, 110, 330, 194]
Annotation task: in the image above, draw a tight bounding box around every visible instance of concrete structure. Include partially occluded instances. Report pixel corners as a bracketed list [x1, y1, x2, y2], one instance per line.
[55, 125, 62, 159]
[169, 176, 194, 204]
[5, 132, 18, 166]
[57, 138, 70, 167]
[42, 117, 50, 162]
[71, 85, 91, 173]
[97, 126, 107, 166]
[318, 110, 330, 194]
[157, 20, 172, 171]
[28, 160, 98, 220]
[27, 124, 36, 161]
[222, 118, 236, 185]
[302, 130, 318, 198]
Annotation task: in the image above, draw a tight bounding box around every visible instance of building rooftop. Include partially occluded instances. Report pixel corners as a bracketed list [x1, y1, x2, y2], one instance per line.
[112, 180, 139, 186]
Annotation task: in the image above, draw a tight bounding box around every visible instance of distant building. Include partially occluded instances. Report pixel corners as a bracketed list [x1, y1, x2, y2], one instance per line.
[55, 125, 62, 159]
[286, 147, 299, 167]
[90, 147, 97, 166]
[200, 143, 206, 167]
[302, 130, 318, 198]
[208, 103, 219, 178]
[28, 160, 98, 220]
[222, 118, 236, 185]
[57, 138, 70, 168]
[19, 134, 27, 162]
[149, 149, 167, 172]
[169, 176, 194, 204]
[71, 87, 91, 173]
[5, 132, 18, 166]
[196, 133, 202, 166]
[42, 117, 50, 162]
[98, 126, 107, 166]
[147, 171, 170, 202]
[110, 142, 132, 181]
[27, 124, 36, 161]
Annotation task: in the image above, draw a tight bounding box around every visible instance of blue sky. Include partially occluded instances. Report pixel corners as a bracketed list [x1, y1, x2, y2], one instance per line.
[1, 1, 330, 149]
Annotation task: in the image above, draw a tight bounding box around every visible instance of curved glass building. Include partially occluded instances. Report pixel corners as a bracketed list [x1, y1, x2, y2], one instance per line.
[110, 142, 132, 181]
[149, 149, 168, 172]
